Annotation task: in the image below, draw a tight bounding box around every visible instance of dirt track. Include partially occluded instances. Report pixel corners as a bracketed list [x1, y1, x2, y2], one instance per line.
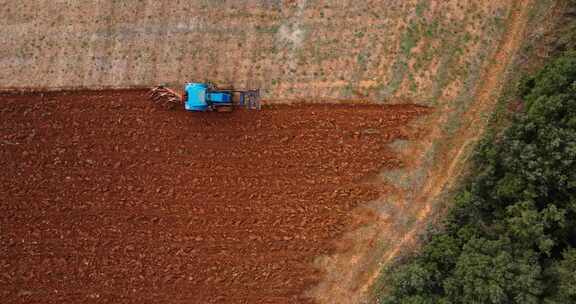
[0, 90, 429, 303]
[314, 1, 535, 303]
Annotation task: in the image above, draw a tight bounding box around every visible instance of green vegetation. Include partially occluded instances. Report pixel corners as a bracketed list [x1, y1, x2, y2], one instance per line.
[556, 1, 576, 52]
[379, 51, 576, 304]
[415, 0, 429, 18]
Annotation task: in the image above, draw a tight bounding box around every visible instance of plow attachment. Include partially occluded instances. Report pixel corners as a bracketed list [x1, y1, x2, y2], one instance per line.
[149, 86, 183, 109]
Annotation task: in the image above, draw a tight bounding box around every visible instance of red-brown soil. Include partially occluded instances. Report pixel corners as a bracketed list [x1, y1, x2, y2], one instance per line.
[0, 89, 429, 304]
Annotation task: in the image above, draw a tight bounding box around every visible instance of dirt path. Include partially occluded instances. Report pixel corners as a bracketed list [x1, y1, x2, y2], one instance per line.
[375, 0, 533, 282]
[311, 0, 534, 303]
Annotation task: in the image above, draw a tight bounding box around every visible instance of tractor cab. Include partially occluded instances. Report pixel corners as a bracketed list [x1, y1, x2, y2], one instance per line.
[184, 82, 232, 112]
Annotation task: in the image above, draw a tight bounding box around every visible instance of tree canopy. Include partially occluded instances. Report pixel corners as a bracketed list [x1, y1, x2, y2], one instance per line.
[380, 51, 576, 304]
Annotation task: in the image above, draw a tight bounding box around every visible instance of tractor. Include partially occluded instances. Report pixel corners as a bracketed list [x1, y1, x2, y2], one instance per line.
[149, 82, 260, 112]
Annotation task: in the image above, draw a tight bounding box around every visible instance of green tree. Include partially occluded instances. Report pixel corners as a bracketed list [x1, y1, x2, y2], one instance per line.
[544, 248, 576, 303]
[379, 50, 576, 304]
[443, 237, 542, 304]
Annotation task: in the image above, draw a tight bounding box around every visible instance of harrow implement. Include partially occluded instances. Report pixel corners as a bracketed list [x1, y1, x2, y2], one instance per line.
[149, 86, 183, 109]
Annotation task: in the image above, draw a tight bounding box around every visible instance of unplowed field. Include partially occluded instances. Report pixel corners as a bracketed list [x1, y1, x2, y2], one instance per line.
[0, 90, 429, 303]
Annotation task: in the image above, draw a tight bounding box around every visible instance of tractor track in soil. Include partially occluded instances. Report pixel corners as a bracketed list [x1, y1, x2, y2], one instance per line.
[0, 90, 430, 304]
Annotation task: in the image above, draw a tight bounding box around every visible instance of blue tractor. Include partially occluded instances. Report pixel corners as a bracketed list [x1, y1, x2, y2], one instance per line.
[149, 82, 260, 112]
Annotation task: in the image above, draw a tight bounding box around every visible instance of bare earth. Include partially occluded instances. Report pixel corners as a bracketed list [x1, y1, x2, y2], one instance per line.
[0, 90, 429, 303]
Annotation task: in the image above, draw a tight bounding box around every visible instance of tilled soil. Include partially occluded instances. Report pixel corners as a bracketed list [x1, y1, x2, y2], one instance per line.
[0, 89, 429, 304]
